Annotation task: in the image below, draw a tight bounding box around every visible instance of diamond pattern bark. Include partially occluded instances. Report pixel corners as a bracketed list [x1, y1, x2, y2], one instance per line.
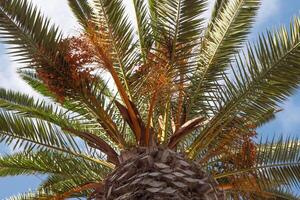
[92, 147, 225, 200]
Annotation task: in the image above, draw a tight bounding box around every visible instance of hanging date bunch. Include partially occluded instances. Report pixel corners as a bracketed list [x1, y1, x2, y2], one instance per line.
[217, 121, 257, 173]
[233, 123, 257, 169]
[132, 48, 175, 106]
[37, 35, 96, 101]
[241, 123, 257, 168]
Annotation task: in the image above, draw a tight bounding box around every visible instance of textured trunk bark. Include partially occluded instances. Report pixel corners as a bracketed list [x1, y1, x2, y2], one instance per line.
[92, 147, 225, 200]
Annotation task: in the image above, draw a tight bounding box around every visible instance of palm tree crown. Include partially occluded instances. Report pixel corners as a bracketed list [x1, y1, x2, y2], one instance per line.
[0, 0, 300, 199]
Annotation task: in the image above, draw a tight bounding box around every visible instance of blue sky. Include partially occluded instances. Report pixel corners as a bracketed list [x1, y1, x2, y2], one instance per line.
[1, 0, 300, 199]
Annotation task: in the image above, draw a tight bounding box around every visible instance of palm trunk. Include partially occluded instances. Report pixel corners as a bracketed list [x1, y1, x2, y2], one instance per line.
[92, 147, 225, 200]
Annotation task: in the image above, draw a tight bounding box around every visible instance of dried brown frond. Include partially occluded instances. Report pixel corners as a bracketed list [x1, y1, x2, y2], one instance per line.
[85, 21, 144, 144]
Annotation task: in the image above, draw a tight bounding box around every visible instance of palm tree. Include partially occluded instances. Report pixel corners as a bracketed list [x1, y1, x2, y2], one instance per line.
[1, 0, 300, 199]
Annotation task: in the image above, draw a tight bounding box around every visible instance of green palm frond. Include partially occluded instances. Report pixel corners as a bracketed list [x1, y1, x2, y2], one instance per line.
[252, 108, 281, 128]
[0, 151, 110, 178]
[18, 69, 96, 121]
[210, 0, 226, 23]
[8, 180, 97, 200]
[189, 0, 260, 117]
[0, 89, 106, 148]
[263, 188, 300, 200]
[92, 0, 135, 96]
[0, 0, 126, 149]
[132, 0, 208, 141]
[0, 96, 120, 165]
[2, 151, 106, 199]
[0, 88, 86, 129]
[148, 0, 159, 43]
[18, 70, 112, 130]
[18, 69, 55, 99]
[214, 137, 300, 193]
[0, 111, 114, 168]
[85, 0, 147, 144]
[0, 111, 79, 153]
[132, 0, 152, 63]
[251, 188, 300, 200]
[0, 0, 62, 66]
[6, 190, 52, 200]
[188, 17, 300, 158]
[67, 0, 93, 28]
[20, 69, 128, 152]
[154, 0, 207, 73]
[226, 188, 300, 200]
[39, 174, 99, 198]
[77, 77, 128, 148]
[22, 69, 126, 148]
[18, 69, 114, 125]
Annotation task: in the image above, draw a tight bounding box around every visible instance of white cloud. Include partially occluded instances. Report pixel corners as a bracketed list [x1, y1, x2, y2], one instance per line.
[29, 0, 79, 36]
[0, 54, 35, 94]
